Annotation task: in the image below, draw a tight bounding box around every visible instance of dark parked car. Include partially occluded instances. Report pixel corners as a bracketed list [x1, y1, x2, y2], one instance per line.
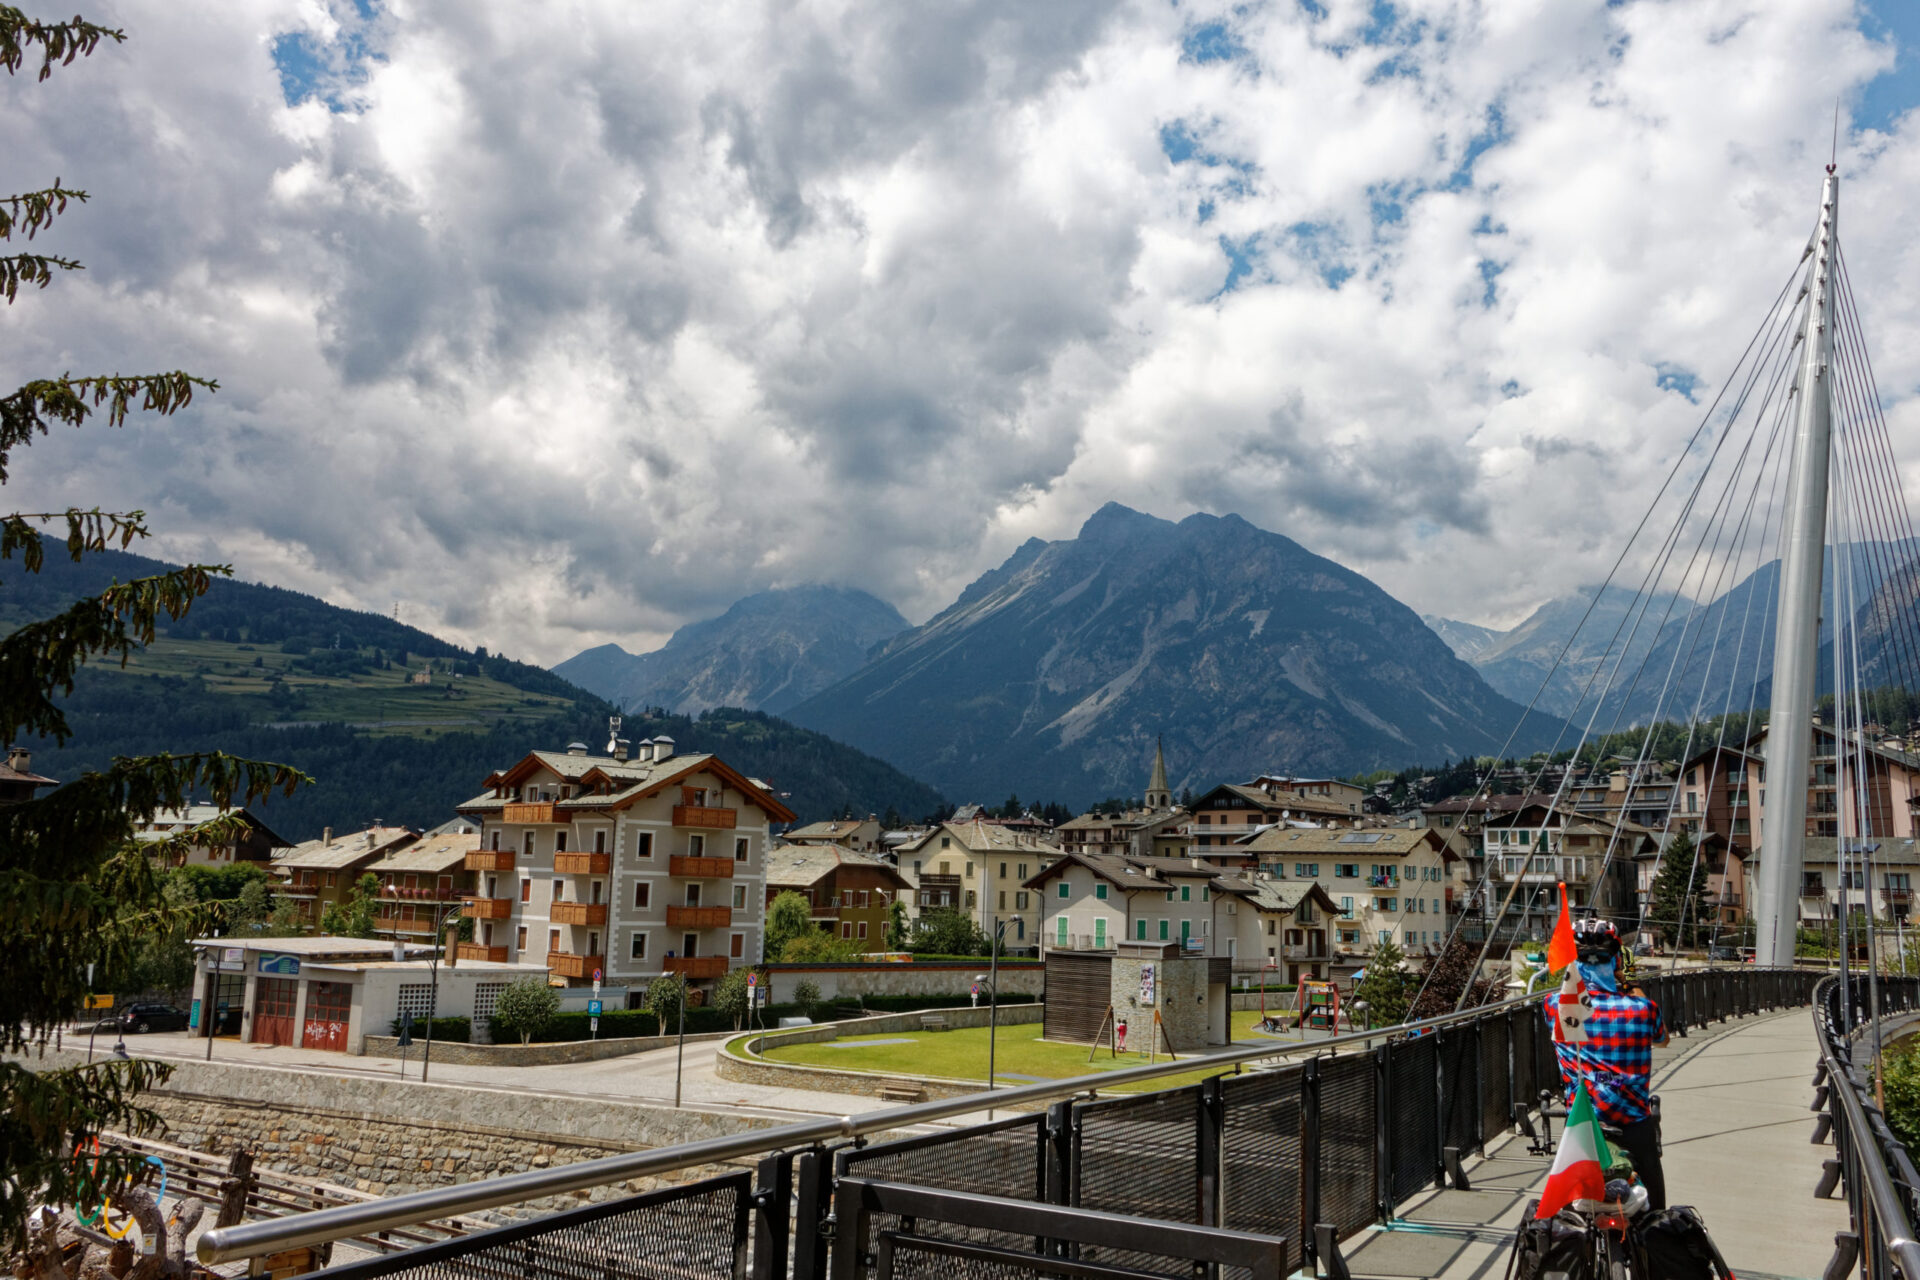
[118, 1003, 189, 1033]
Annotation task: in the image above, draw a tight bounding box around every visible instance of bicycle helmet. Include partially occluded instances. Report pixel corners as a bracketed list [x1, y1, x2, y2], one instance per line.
[1573, 916, 1621, 964]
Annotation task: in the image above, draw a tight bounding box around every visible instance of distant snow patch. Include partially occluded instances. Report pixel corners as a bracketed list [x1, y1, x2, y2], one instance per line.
[1245, 609, 1270, 638]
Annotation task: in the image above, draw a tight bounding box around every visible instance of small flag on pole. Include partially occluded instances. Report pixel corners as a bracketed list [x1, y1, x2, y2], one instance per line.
[1535, 1081, 1612, 1218]
[1546, 883, 1577, 974]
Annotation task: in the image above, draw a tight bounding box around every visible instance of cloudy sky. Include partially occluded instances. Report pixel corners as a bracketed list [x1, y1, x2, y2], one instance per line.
[7, 0, 1920, 666]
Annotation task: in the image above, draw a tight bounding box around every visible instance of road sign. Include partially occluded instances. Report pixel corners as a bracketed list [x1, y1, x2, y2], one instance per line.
[593, 968, 603, 984]
[746, 972, 757, 987]
[396, 1012, 414, 1048]
[86, 994, 114, 1010]
[587, 999, 603, 1017]
[590, 1016, 599, 1035]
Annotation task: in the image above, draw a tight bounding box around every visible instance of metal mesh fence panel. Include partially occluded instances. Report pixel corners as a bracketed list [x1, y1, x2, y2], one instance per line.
[1438, 1025, 1479, 1155]
[1317, 1053, 1378, 1237]
[837, 1116, 1046, 1271]
[307, 1174, 749, 1280]
[1478, 1013, 1511, 1145]
[1073, 1087, 1202, 1274]
[1509, 1006, 1538, 1112]
[1073, 1086, 1200, 1223]
[1221, 1065, 1303, 1242]
[1386, 1035, 1438, 1204]
[839, 1115, 1044, 1203]
[877, 1234, 1254, 1280]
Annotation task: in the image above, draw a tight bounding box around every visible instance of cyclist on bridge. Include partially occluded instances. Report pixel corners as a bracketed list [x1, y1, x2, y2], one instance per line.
[1543, 916, 1670, 1210]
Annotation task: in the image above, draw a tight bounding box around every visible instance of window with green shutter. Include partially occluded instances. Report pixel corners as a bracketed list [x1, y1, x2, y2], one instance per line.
[1094, 918, 1107, 947]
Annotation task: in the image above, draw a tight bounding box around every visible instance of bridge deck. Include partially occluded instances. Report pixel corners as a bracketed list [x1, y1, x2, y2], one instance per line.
[1342, 1007, 1847, 1280]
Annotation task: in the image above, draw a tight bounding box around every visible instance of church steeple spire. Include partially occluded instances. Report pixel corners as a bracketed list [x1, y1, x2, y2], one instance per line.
[1145, 737, 1171, 810]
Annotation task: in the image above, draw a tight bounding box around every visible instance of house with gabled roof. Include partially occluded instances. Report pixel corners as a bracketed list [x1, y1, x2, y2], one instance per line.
[893, 817, 1062, 951]
[1241, 824, 1457, 964]
[1023, 853, 1342, 982]
[454, 736, 795, 993]
[764, 844, 911, 954]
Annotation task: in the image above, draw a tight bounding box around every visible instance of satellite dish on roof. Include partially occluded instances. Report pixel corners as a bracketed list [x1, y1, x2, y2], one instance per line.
[607, 714, 623, 755]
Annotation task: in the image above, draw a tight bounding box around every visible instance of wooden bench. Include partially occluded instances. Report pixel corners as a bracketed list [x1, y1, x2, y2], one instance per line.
[880, 1081, 927, 1103]
[919, 1015, 949, 1032]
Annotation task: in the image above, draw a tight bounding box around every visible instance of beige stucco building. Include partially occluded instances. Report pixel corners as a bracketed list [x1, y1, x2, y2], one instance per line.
[454, 737, 794, 995]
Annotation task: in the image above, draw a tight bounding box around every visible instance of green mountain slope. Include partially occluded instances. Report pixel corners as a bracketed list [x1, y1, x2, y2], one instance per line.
[13, 551, 946, 837]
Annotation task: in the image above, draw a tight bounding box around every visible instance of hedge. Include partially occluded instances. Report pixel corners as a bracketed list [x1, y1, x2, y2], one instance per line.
[388, 1016, 471, 1043]
[534, 1009, 657, 1042]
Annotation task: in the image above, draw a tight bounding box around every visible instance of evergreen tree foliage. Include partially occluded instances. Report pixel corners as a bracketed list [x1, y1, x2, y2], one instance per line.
[1407, 928, 1502, 1020]
[1646, 828, 1712, 950]
[1, 7, 308, 1247]
[1353, 940, 1411, 1026]
[490, 977, 559, 1046]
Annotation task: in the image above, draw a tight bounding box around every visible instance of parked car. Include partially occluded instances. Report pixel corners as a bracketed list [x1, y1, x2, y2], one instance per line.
[118, 1003, 189, 1033]
[1707, 945, 1740, 961]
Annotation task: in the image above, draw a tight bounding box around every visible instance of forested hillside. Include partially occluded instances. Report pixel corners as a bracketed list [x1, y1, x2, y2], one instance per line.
[15, 553, 947, 837]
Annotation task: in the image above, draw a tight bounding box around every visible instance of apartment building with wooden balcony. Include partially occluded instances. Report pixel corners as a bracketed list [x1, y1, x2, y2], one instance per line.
[367, 823, 481, 943]
[133, 804, 291, 869]
[454, 736, 796, 991]
[764, 844, 911, 954]
[271, 826, 420, 927]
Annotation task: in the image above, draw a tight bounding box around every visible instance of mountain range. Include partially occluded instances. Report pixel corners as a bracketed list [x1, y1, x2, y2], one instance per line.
[555, 586, 907, 715]
[565, 504, 1564, 807]
[1427, 543, 1920, 726]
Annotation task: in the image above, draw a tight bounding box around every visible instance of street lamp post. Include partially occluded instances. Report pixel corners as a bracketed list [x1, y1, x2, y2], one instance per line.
[420, 902, 461, 1083]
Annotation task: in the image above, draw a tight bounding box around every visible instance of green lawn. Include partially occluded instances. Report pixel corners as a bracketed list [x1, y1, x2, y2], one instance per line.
[751, 1011, 1324, 1093]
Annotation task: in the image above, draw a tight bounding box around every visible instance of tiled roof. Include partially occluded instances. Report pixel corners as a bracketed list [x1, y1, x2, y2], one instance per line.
[765, 844, 910, 890]
[132, 805, 290, 847]
[369, 830, 480, 874]
[273, 826, 416, 871]
[1242, 826, 1446, 857]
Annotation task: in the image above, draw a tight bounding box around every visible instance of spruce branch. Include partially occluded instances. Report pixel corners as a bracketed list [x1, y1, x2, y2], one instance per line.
[0, 182, 87, 240]
[0, 250, 82, 299]
[1, 508, 151, 574]
[0, 373, 218, 483]
[0, 5, 124, 80]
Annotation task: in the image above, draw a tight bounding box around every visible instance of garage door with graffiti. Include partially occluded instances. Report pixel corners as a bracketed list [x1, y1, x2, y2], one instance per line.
[301, 981, 352, 1051]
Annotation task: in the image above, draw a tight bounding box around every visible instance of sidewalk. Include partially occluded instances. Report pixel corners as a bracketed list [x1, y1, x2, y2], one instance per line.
[1342, 1008, 1847, 1280]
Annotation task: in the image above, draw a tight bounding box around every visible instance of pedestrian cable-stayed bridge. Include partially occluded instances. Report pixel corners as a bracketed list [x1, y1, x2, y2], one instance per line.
[191, 966, 1907, 1280]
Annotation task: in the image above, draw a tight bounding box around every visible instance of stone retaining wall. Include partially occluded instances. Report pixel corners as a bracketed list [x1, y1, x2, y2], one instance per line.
[360, 1029, 734, 1067]
[713, 1002, 1045, 1100]
[764, 962, 1044, 1003]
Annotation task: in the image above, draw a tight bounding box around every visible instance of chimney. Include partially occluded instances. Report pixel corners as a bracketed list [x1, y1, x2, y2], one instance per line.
[7, 746, 29, 774]
[652, 736, 674, 763]
[323, 826, 333, 846]
[614, 738, 631, 762]
[636, 738, 655, 762]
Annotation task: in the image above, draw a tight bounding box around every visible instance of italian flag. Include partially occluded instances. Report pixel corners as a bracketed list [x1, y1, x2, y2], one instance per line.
[1536, 1082, 1612, 1218]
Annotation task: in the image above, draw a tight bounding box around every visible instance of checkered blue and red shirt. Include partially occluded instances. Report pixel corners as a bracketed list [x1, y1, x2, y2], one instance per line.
[1544, 988, 1663, 1127]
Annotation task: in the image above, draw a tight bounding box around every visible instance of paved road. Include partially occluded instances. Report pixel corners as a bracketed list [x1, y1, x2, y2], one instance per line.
[1343, 1008, 1848, 1280]
[103, 1029, 1000, 1127]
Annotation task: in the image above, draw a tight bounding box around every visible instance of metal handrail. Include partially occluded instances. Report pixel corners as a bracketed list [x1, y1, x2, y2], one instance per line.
[1813, 976, 1920, 1280]
[196, 965, 1807, 1264]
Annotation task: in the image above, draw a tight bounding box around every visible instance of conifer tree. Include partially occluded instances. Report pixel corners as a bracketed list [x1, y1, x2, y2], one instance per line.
[1, 8, 305, 1250]
[1647, 828, 1712, 951]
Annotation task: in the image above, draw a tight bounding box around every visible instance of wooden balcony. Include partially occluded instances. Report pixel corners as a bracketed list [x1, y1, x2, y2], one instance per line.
[547, 951, 604, 981]
[666, 905, 733, 928]
[673, 805, 737, 829]
[456, 943, 508, 963]
[466, 849, 515, 871]
[553, 852, 611, 875]
[664, 955, 729, 980]
[463, 897, 513, 920]
[670, 855, 735, 879]
[552, 902, 609, 926]
[502, 802, 560, 824]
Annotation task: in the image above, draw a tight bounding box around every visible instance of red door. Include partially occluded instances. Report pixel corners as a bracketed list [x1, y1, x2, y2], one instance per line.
[254, 978, 297, 1046]
[301, 981, 352, 1051]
